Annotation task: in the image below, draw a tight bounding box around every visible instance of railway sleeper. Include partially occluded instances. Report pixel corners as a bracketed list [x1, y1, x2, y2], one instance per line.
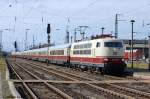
[108, 83, 150, 98]
[86, 83, 133, 99]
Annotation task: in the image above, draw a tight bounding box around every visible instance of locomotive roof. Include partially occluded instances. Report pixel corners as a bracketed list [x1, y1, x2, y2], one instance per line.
[72, 38, 122, 45]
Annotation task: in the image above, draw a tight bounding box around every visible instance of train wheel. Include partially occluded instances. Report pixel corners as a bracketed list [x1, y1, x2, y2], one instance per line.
[81, 66, 88, 71]
[101, 67, 105, 75]
[90, 69, 94, 73]
[74, 65, 78, 70]
[46, 59, 49, 65]
[72, 64, 75, 70]
[64, 63, 67, 67]
[89, 67, 96, 73]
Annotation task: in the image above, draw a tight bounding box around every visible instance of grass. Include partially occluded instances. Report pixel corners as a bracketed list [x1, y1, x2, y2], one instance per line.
[127, 61, 149, 69]
[0, 58, 15, 99]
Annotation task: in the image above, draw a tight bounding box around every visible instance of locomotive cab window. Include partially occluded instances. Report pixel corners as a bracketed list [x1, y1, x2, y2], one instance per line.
[104, 42, 123, 47]
[96, 42, 101, 47]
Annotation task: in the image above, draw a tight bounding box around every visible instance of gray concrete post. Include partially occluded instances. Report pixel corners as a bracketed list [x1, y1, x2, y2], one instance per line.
[148, 36, 150, 70]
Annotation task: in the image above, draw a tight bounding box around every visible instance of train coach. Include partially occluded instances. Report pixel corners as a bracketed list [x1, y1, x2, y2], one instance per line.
[13, 44, 71, 63]
[12, 38, 127, 75]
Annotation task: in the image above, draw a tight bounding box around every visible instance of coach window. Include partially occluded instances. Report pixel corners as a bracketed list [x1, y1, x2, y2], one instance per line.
[87, 50, 91, 54]
[96, 42, 101, 47]
[88, 43, 92, 48]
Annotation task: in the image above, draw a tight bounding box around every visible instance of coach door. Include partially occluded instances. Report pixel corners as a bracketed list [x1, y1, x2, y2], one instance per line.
[95, 42, 101, 56]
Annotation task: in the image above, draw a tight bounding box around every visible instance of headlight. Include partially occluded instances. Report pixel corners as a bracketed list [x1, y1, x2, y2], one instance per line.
[122, 59, 125, 61]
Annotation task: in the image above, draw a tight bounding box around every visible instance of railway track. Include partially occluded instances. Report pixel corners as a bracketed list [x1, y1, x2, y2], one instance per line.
[7, 58, 150, 99]
[7, 59, 74, 99]
[8, 59, 130, 98]
[17, 61, 94, 81]
[16, 58, 149, 83]
[18, 58, 140, 81]
[17, 58, 127, 81]
[16, 62, 72, 81]
[114, 82, 150, 93]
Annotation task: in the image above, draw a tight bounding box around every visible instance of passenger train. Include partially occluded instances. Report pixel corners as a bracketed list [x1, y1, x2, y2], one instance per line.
[12, 38, 127, 75]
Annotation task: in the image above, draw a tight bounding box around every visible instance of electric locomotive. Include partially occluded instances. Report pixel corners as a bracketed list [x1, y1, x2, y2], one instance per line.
[70, 38, 126, 74]
[12, 38, 127, 75]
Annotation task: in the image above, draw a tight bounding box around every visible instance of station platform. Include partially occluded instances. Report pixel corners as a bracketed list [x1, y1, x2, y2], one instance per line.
[133, 68, 150, 79]
[0, 73, 2, 99]
[0, 58, 20, 99]
[134, 72, 150, 79]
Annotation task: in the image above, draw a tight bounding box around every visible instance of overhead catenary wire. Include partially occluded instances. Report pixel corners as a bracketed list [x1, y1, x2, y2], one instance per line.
[70, 0, 99, 16]
[0, 1, 150, 22]
[0, 4, 11, 14]
[123, 3, 150, 15]
[1, 1, 150, 43]
[2, 0, 148, 26]
[23, 0, 41, 18]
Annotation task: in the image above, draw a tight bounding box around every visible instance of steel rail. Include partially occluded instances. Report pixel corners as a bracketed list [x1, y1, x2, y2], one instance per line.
[17, 59, 150, 99]
[21, 61, 97, 81]
[29, 59, 148, 80]
[14, 62, 73, 99]
[18, 60, 150, 97]
[22, 59, 130, 80]
[18, 60, 150, 84]
[7, 62, 38, 99]
[9, 79, 150, 84]
[22, 60, 141, 81]
[18, 62, 79, 81]
[15, 60, 135, 99]
[108, 83, 150, 98]
[86, 83, 133, 99]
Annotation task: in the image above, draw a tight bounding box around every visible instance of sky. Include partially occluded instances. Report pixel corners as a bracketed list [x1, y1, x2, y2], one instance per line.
[0, 0, 150, 51]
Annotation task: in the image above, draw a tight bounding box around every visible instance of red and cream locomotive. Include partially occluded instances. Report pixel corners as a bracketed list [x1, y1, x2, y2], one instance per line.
[12, 38, 127, 75]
